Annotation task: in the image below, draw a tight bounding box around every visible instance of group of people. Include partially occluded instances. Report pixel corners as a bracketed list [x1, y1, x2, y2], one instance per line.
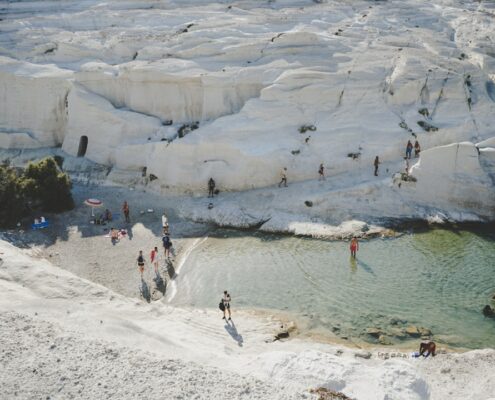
[374, 139, 421, 177]
[136, 212, 173, 278]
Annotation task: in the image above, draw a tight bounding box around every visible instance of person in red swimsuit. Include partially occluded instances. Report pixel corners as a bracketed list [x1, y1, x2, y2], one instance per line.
[350, 237, 359, 258]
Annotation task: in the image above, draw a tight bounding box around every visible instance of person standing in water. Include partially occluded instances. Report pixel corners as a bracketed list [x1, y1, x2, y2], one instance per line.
[222, 290, 232, 320]
[137, 250, 145, 278]
[122, 201, 130, 223]
[373, 156, 380, 176]
[350, 237, 359, 258]
[318, 163, 325, 181]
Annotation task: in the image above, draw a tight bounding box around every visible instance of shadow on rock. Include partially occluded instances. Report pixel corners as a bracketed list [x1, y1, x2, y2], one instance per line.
[224, 320, 243, 347]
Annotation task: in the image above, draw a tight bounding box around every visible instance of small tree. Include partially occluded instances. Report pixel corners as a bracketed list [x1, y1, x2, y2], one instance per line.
[0, 165, 27, 227]
[20, 157, 74, 212]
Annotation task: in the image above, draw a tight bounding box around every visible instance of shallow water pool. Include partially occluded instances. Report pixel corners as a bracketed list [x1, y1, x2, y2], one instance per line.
[169, 227, 495, 349]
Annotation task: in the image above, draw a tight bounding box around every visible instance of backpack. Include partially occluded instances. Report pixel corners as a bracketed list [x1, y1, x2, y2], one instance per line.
[219, 300, 225, 311]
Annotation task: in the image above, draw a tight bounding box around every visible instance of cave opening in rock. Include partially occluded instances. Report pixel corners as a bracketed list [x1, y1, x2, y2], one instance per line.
[77, 135, 88, 157]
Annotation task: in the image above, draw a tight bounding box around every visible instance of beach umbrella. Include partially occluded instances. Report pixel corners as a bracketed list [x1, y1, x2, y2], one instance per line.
[84, 198, 103, 217]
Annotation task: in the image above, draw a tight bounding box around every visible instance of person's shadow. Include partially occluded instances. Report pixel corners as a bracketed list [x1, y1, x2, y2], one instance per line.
[357, 259, 375, 275]
[127, 225, 134, 241]
[166, 259, 176, 279]
[224, 320, 244, 347]
[153, 270, 166, 296]
[140, 278, 151, 303]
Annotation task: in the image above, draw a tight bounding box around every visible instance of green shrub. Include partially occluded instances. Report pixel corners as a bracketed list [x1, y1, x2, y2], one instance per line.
[20, 157, 74, 212]
[0, 165, 27, 227]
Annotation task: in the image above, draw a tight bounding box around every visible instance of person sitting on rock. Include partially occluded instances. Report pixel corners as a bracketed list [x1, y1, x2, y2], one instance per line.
[419, 341, 436, 357]
[208, 178, 216, 198]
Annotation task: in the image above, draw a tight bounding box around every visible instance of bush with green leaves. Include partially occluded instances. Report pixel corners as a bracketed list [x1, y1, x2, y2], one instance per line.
[0, 157, 74, 227]
[0, 165, 27, 227]
[21, 157, 74, 212]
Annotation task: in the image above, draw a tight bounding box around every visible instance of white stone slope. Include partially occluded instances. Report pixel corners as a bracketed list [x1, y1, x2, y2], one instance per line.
[0, 0, 495, 222]
[1, 238, 495, 400]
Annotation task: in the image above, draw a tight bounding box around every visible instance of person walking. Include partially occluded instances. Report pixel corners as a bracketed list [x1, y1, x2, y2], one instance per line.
[350, 237, 359, 258]
[150, 246, 160, 274]
[406, 140, 413, 159]
[373, 156, 380, 176]
[122, 201, 130, 223]
[137, 250, 145, 278]
[162, 233, 172, 259]
[222, 290, 232, 320]
[414, 140, 421, 157]
[278, 167, 288, 187]
[318, 163, 325, 181]
[208, 178, 216, 198]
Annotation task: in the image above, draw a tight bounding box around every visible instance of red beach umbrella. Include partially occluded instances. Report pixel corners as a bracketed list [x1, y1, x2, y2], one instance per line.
[84, 198, 103, 217]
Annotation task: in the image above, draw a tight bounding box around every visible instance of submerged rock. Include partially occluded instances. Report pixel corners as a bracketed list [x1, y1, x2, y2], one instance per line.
[366, 327, 381, 338]
[405, 326, 421, 337]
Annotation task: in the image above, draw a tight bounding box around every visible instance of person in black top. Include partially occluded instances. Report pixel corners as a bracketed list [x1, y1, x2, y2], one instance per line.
[208, 178, 216, 198]
[137, 250, 145, 278]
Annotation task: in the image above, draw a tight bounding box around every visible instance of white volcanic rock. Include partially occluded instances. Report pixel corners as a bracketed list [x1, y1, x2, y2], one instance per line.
[0, 0, 495, 221]
[62, 84, 162, 166]
[0, 56, 72, 146]
[409, 141, 495, 218]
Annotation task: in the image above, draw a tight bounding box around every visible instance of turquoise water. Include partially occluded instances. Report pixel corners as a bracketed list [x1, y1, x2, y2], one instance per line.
[170, 228, 495, 349]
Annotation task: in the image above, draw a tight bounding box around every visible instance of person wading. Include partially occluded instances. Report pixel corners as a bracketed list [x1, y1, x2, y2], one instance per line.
[350, 237, 359, 258]
[122, 201, 130, 223]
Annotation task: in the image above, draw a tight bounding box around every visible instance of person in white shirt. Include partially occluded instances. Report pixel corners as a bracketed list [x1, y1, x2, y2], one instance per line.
[161, 212, 169, 234]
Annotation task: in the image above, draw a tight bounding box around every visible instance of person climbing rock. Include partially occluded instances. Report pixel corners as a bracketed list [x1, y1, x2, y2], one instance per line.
[122, 201, 130, 223]
[208, 178, 216, 198]
[137, 250, 145, 278]
[414, 140, 421, 157]
[222, 290, 232, 320]
[350, 237, 359, 258]
[406, 140, 413, 159]
[374, 156, 380, 176]
[318, 163, 325, 181]
[278, 167, 288, 187]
